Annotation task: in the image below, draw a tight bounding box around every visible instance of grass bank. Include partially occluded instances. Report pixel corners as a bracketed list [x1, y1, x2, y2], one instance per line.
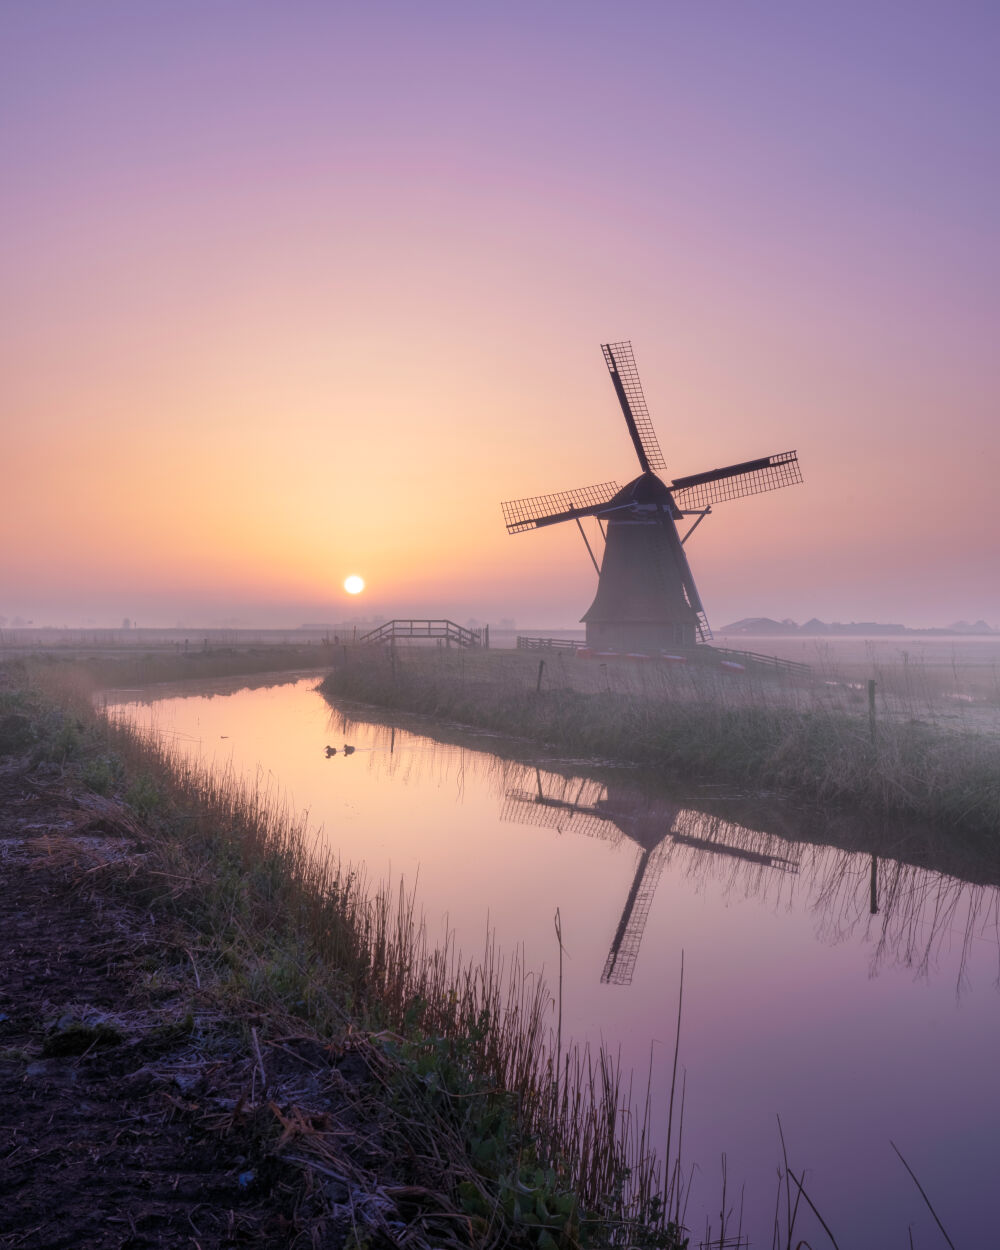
[321, 646, 1000, 839]
[8, 640, 337, 691]
[1, 657, 685, 1249]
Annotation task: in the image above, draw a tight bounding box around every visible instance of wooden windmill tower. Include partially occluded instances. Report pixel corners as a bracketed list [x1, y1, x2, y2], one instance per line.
[502, 342, 803, 653]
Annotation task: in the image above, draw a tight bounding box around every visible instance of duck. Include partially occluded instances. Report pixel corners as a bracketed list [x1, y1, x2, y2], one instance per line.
[342, 744, 356, 756]
[325, 745, 337, 757]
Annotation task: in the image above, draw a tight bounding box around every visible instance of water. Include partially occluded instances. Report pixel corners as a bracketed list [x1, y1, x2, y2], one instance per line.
[107, 674, 1000, 1247]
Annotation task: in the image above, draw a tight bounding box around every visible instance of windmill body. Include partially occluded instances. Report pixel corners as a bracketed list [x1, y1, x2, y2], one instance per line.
[501, 342, 803, 654]
[581, 472, 702, 651]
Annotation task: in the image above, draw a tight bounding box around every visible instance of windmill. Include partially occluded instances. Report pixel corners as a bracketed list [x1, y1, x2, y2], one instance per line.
[501, 769, 798, 985]
[501, 342, 803, 653]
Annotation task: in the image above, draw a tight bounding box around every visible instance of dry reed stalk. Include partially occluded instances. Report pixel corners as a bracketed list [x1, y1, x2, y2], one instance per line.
[890, 1141, 956, 1250]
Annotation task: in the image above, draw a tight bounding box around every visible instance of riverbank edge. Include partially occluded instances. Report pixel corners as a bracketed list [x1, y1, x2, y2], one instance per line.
[321, 647, 1000, 840]
[0, 656, 683, 1250]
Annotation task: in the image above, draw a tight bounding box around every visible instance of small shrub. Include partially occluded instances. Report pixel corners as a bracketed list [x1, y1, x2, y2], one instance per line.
[41, 716, 84, 763]
[126, 772, 162, 816]
[82, 753, 124, 795]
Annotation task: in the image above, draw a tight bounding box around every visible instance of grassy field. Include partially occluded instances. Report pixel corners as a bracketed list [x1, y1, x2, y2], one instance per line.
[4, 639, 338, 690]
[715, 631, 1000, 717]
[321, 641, 1000, 839]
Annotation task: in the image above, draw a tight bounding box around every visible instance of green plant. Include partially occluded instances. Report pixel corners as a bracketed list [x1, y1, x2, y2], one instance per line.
[82, 752, 124, 795]
[125, 772, 162, 816]
[37, 715, 84, 763]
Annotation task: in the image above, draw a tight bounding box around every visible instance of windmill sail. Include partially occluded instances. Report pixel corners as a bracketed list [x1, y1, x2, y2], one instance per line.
[502, 482, 620, 534]
[671, 450, 801, 511]
[601, 844, 669, 985]
[602, 341, 667, 474]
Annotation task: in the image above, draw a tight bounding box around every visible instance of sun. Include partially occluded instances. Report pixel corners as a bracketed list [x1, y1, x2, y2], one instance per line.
[343, 575, 365, 595]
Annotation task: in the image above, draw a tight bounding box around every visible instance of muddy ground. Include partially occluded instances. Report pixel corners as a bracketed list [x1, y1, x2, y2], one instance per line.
[0, 755, 413, 1250]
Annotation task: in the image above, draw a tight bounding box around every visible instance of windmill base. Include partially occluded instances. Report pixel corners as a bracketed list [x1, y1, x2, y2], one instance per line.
[585, 620, 698, 653]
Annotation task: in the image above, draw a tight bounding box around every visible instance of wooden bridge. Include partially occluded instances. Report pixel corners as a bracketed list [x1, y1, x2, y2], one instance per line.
[358, 619, 488, 648]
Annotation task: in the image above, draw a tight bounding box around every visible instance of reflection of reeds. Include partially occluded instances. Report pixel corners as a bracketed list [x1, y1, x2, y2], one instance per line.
[322, 646, 1000, 836]
[325, 705, 1000, 993]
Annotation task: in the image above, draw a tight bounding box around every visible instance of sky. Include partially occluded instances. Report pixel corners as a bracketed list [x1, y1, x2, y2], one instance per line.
[3, 2, 998, 630]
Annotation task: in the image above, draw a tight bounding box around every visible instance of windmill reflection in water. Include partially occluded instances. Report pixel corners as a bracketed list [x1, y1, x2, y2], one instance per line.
[326, 709, 1000, 993]
[501, 771, 799, 984]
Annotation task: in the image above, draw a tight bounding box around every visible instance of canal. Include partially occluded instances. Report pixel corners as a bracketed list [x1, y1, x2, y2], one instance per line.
[106, 674, 1000, 1247]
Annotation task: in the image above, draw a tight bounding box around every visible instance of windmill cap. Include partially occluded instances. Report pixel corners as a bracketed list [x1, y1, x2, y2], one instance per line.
[606, 471, 675, 511]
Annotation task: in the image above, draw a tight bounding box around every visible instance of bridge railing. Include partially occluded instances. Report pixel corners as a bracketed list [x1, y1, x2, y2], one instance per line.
[516, 636, 586, 652]
[359, 619, 487, 648]
[708, 645, 811, 676]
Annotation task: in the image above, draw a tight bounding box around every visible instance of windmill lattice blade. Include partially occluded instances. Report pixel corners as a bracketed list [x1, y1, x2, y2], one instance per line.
[602, 341, 666, 473]
[601, 843, 669, 986]
[500, 790, 619, 840]
[502, 481, 621, 534]
[671, 450, 802, 511]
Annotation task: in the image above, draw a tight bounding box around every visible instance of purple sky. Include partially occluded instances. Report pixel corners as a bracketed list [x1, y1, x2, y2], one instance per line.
[3, 2, 998, 628]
